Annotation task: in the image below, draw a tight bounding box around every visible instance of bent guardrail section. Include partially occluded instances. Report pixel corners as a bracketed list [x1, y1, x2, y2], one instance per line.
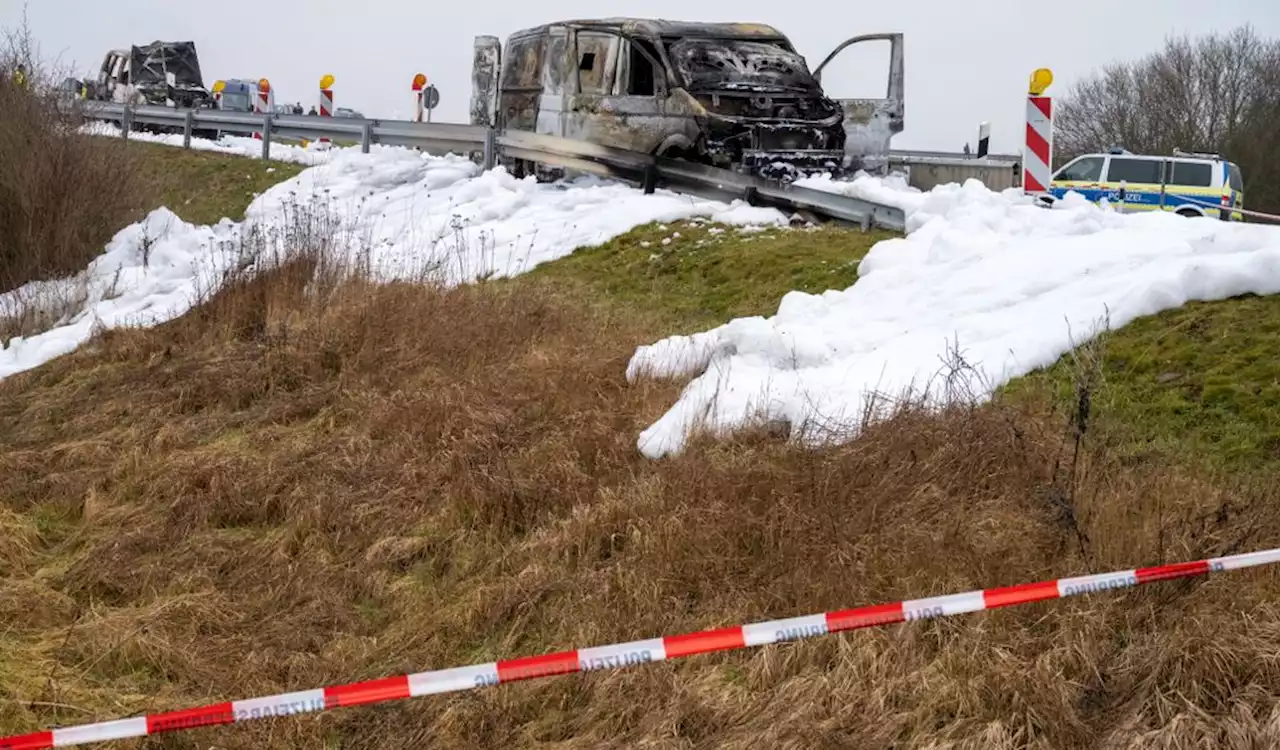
[80, 102, 907, 232]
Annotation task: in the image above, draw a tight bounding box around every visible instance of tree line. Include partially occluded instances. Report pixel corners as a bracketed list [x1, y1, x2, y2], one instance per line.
[1054, 25, 1280, 216]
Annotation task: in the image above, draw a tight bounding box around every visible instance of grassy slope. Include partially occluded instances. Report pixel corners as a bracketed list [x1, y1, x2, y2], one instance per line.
[3, 144, 1280, 747]
[524, 219, 896, 332]
[129, 143, 307, 226]
[121, 140, 1280, 476]
[528, 216, 1280, 475]
[1006, 294, 1280, 473]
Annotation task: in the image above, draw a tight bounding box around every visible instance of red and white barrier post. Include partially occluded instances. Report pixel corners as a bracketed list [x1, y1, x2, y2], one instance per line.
[252, 78, 272, 140]
[412, 73, 427, 122]
[1023, 68, 1053, 194]
[318, 73, 335, 147]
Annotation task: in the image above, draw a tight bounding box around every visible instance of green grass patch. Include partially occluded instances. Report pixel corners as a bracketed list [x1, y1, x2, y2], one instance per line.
[129, 142, 306, 226]
[524, 218, 895, 332]
[1007, 294, 1280, 471]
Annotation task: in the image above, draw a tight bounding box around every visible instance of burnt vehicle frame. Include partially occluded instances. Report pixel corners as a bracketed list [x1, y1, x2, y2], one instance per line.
[91, 41, 218, 138]
[471, 18, 904, 182]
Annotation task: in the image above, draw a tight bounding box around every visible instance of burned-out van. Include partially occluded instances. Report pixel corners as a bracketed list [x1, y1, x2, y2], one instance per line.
[93, 41, 214, 109]
[471, 19, 903, 182]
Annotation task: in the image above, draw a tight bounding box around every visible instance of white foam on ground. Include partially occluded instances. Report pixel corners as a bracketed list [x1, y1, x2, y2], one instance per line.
[0, 146, 786, 380]
[627, 181, 1280, 458]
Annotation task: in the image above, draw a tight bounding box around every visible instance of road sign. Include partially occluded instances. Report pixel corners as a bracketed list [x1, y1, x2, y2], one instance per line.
[424, 84, 439, 110]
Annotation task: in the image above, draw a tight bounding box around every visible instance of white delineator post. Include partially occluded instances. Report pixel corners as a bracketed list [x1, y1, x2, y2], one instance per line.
[976, 122, 990, 158]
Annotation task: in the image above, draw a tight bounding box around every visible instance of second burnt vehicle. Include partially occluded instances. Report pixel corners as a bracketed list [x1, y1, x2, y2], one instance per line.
[470, 18, 904, 182]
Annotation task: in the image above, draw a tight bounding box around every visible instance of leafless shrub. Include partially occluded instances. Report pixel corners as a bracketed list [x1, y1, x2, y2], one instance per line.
[0, 11, 144, 295]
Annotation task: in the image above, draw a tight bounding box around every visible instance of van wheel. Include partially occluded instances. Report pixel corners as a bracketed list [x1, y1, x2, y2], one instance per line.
[1176, 208, 1201, 218]
[656, 144, 710, 166]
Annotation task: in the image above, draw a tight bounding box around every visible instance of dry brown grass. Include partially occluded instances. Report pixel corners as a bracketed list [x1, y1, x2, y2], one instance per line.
[1, 268, 1277, 746]
[4, 243, 1280, 748]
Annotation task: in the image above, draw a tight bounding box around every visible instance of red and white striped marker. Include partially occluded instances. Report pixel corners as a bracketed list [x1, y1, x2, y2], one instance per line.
[252, 79, 272, 141]
[317, 75, 334, 146]
[1023, 97, 1053, 193]
[412, 73, 427, 123]
[1023, 68, 1054, 194]
[4, 546, 1279, 749]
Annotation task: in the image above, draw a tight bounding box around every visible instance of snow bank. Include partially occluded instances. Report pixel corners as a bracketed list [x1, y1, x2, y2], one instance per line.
[246, 148, 786, 284]
[0, 209, 235, 379]
[1, 147, 786, 380]
[628, 180, 1280, 459]
[81, 121, 336, 166]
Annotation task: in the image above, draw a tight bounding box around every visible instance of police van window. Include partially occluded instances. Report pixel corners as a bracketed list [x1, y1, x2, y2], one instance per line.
[1055, 156, 1104, 182]
[1170, 160, 1213, 187]
[577, 32, 614, 94]
[501, 36, 544, 91]
[1229, 163, 1244, 192]
[1106, 158, 1162, 184]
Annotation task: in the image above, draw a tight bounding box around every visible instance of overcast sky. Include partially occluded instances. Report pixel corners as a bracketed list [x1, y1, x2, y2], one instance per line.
[4, 0, 1277, 152]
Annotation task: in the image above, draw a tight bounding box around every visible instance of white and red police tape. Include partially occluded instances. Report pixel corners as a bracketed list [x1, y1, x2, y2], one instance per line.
[5, 546, 1280, 749]
[1178, 195, 1280, 223]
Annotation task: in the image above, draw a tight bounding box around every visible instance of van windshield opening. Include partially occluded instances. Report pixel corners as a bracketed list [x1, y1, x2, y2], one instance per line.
[666, 38, 819, 93]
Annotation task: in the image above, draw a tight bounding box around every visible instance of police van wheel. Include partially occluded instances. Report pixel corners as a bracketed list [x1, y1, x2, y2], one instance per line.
[1176, 208, 1200, 218]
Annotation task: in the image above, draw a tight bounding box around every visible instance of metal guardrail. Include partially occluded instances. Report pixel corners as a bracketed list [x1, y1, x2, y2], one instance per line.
[81, 101, 906, 232]
[890, 148, 1022, 164]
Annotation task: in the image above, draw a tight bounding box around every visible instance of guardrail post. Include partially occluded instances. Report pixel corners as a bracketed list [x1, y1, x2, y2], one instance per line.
[261, 116, 272, 160]
[482, 128, 497, 171]
[183, 110, 195, 149]
[121, 105, 133, 141]
[642, 163, 657, 195]
[361, 122, 373, 154]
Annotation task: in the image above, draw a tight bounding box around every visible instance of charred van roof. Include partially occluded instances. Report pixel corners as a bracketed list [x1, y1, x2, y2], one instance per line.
[508, 18, 790, 43]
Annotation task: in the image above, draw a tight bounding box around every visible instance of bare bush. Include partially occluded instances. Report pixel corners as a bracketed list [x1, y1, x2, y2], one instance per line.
[0, 12, 145, 295]
[1055, 25, 1280, 214]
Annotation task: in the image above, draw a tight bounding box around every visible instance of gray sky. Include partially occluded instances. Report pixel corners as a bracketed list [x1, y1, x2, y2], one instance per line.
[4, 0, 1277, 152]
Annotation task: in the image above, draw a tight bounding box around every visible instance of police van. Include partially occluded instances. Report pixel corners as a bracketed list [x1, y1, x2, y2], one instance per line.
[1045, 148, 1245, 220]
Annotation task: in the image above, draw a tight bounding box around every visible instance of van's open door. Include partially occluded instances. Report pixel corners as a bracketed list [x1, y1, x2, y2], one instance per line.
[813, 33, 904, 175]
[471, 35, 501, 128]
